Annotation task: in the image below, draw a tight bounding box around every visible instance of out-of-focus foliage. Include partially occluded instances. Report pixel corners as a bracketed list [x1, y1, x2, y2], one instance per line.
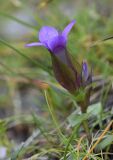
[0, 0, 113, 159]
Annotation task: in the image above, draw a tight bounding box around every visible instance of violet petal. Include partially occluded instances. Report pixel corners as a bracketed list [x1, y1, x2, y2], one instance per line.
[82, 61, 89, 81]
[38, 26, 58, 45]
[48, 35, 66, 53]
[62, 20, 76, 39]
[25, 42, 44, 47]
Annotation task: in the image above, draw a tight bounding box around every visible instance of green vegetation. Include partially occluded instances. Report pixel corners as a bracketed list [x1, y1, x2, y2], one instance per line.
[0, 0, 113, 159]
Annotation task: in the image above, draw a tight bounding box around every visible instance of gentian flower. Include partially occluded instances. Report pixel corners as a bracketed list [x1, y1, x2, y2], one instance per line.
[26, 20, 92, 97]
[26, 20, 76, 53]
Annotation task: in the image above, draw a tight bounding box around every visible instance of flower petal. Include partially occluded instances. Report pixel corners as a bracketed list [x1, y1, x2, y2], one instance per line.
[39, 26, 58, 45]
[82, 61, 89, 81]
[25, 42, 44, 47]
[62, 20, 76, 39]
[48, 35, 66, 53]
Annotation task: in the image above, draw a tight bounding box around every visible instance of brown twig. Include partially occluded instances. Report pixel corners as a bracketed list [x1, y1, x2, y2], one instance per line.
[83, 120, 113, 160]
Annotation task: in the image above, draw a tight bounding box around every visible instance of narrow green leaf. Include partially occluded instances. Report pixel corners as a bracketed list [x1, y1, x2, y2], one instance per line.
[87, 102, 102, 116]
[96, 135, 113, 151]
[0, 39, 51, 74]
[68, 112, 90, 127]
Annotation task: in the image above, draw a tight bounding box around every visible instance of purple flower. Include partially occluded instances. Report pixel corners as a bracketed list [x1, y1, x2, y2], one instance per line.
[82, 61, 92, 86]
[82, 61, 89, 81]
[26, 20, 76, 54]
[26, 20, 92, 96]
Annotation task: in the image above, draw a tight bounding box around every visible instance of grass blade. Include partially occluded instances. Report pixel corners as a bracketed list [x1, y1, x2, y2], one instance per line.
[0, 39, 51, 74]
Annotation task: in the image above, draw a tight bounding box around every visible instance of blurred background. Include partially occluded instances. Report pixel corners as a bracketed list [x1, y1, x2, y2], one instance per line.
[0, 0, 113, 159]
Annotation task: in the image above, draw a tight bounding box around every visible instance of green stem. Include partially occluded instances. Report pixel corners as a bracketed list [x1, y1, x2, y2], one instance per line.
[82, 119, 91, 143]
[44, 90, 63, 140]
[79, 90, 91, 143]
[63, 125, 80, 160]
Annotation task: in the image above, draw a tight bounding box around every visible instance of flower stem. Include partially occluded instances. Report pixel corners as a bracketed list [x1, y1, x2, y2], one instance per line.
[82, 119, 91, 143]
[79, 90, 91, 143]
[44, 89, 63, 140]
